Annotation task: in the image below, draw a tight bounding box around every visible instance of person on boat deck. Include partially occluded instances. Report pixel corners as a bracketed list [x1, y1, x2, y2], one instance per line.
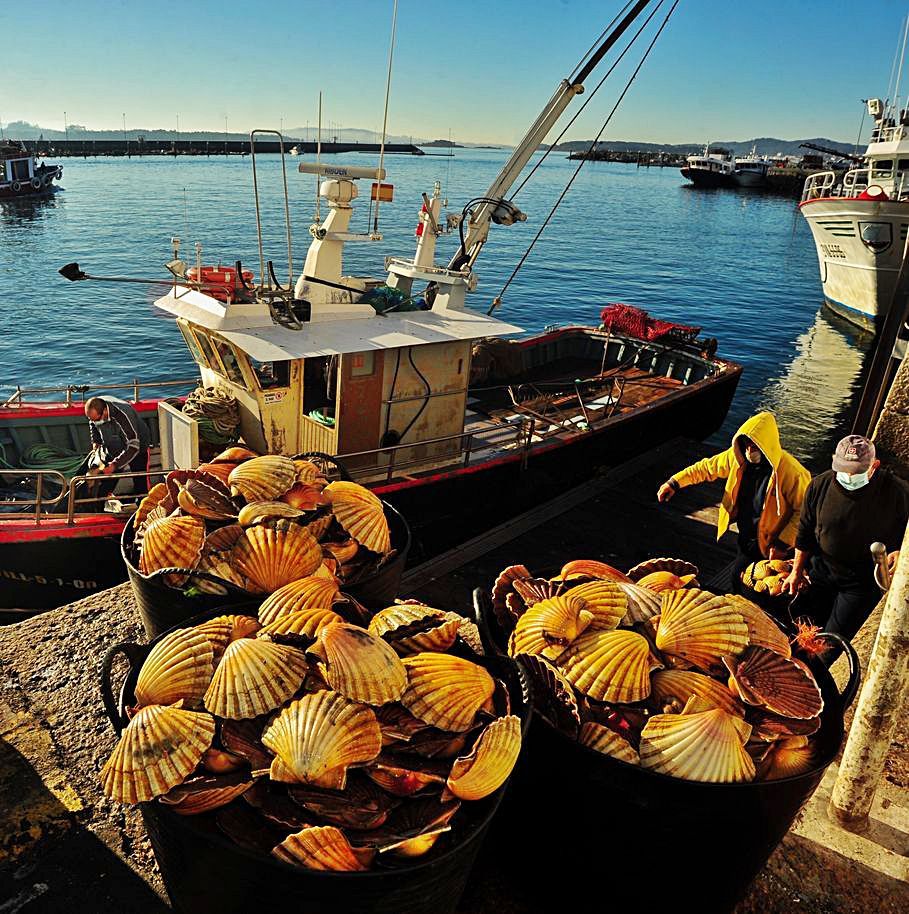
[84, 396, 151, 497]
[656, 412, 811, 593]
[782, 435, 909, 658]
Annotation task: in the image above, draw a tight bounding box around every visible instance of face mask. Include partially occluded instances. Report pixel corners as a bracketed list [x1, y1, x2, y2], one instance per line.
[837, 470, 870, 491]
[745, 448, 762, 464]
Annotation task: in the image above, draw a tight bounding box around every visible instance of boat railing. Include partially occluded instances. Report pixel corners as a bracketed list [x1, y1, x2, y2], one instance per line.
[2, 377, 198, 408]
[0, 468, 163, 524]
[801, 170, 839, 201]
[338, 416, 538, 484]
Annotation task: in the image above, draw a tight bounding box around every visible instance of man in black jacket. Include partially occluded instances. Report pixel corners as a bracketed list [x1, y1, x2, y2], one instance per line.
[783, 435, 909, 653]
[84, 396, 151, 497]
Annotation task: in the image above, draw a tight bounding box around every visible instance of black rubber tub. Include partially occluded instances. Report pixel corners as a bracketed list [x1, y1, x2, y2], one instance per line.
[101, 607, 530, 914]
[472, 588, 861, 914]
[121, 501, 411, 638]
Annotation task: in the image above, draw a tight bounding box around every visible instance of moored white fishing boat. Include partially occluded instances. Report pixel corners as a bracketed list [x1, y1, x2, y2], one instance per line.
[733, 150, 770, 188]
[801, 97, 909, 331]
[680, 147, 735, 187]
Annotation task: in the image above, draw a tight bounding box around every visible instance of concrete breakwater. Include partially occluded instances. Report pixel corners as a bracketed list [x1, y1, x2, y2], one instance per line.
[32, 138, 425, 157]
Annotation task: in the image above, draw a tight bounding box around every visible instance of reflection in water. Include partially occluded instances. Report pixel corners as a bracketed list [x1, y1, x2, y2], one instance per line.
[0, 191, 61, 230]
[759, 307, 872, 470]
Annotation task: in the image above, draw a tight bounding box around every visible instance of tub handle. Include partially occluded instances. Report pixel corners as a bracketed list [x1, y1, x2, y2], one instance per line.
[471, 588, 500, 656]
[100, 641, 148, 734]
[822, 631, 862, 710]
[141, 566, 252, 596]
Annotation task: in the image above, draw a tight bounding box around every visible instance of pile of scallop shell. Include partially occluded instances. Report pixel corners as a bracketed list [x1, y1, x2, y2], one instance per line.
[101, 601, 521, 871]
[131, 448, 395, 594]
[741, 559, 793, 598]
[493, 556, 823, 784]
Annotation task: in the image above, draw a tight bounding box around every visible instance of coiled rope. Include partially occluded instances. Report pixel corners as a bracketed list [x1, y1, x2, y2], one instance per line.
[181, 386, 241, 445]
[0, 440, 86, 477]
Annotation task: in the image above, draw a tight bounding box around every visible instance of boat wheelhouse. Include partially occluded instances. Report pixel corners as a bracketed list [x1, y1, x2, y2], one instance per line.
[0, 140, 62, 199]
[733, 152, 770, 188]
[801, 97, 909, 331]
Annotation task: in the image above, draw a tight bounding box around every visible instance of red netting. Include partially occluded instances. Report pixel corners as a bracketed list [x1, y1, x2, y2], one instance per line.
[599, 304, 701, 343]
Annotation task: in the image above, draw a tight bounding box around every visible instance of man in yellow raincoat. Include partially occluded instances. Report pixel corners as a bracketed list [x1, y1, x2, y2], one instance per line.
[656, 412, 811, 592]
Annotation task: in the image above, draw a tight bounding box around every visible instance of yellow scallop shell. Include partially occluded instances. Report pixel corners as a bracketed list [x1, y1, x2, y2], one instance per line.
[510, 595, 594, 659]
[369, 604, 463, 656]
[324, 481, 391, 554]
[262, 691, 382, 789]
[308, 622, 408, 705]
[228, 454, 297, 502]
[762, 736, 816, 780]
[446, 715, 522, 801]
[728, 595, 792, 658]
[134, 628, 214, 709]
[273, 826, 375, 871]
[556, 629, 661, 703]
[160, 774, 252, 815]
[237, 501, 306, 527]
[401, 653, 496, 732]
[257, 574, 341, 625]
[193, 614, 259, 661]
[136, 483, 171, 526]
[639, 701, 755, 783]
[650, 669, 743, 716]
[655, 589, 749, 671]
[578, 721, 639, 764]
[230, 522, 323, 594]
[139, 514, 205, 577]
[258, 607, 345, 640]
[565, 581, 627, 631]
[203, 638, 309, 719]
[725, 647, 823, 720]
[100, 704, 215, 804]
[558, 559, 632, 583]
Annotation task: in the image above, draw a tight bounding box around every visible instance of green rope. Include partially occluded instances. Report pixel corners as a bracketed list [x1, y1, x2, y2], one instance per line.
[0, 441, 85, 481]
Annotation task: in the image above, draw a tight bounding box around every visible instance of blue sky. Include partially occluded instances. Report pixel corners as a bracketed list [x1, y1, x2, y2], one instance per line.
[5, 0, 909, 144]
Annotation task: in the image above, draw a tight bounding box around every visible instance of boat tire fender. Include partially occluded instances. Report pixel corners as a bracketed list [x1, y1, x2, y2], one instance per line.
[31, 177, 41, 190]
[12, 181, 21, 192]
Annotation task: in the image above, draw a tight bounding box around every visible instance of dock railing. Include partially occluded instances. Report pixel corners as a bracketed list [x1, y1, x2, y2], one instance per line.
[2, 377, 198, 408]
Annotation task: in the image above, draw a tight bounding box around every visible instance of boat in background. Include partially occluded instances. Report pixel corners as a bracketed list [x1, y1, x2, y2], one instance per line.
[801, 98, 909, 331]
[1, 140, 62, 199]
[733, 150, 771, 187]
[680, 147, 735, 187]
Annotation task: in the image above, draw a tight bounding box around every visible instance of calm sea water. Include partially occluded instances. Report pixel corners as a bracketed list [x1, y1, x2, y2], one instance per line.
[0, 148, 871, 470]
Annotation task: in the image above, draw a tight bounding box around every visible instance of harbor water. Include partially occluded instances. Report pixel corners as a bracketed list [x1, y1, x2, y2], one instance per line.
[0, 148, 871, 470]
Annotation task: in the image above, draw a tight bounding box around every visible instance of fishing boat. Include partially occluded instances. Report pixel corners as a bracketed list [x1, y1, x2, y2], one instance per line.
[0, 0, 742, 616]
[733, 150, 771, 188]
[801, 96, 909, 331]
[680, 147, 735, 187]
[0, 140, 63, 199]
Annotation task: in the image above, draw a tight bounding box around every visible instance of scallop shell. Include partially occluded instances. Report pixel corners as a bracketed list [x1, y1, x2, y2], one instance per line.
[446, 715, 521, 801]
[564, 580, 627, 631]
[194, 614, 259, 661]
[367, 753, 449, 796]
[324, 481, 391, 554]
[262, 691, 382, 789]
[160, 771, 252, 815]
[637, 570, 696, 592]
[491, 565, 532, 625]
[556, 629, 660, 703]
[165, 468, 233, 508]
[443, 612, 485, 656]
[228, 455, 297, 502]
[724, 647, 823, 720]
[213, 446, 260, 463]
[257, 574, 341, 625]
[308, 622, 407, 705]
[100, 704, 215, 804]
[134, 628, 214, 709]
[136, 483, 172, 526]
[203, 524, 245, 555]
[761, 736, 816, 780]
[177, 478, 238, 521]
[650, 669, 743, 716]
[196, 461, 238, 487]
[293, 460, 323, 485]
[356, 796, 460, 854]
[627, 557, 700, 583]
[728, 595, 792, 658]
[237, 501, 306, 527]
[368, 604, 461, 656]
[639, 702, 755, 783]
[273, 826, 375, 871]
[515, 653, 581, 736]
[258, 607, 345, 641]
[512, 577, 562, 607]
[193, 552, 252, 595]
[230, 522, 323, 594]
[288, 774, 399, 830]
[559, 559, 632, 583]
[749, 710, 820, 741]
[283, 483, 330, 511]
[510, 595, 594, 659]
[203, 638, 309, 719]
[306, 514, 334, 542]
[578, 722, 639, 764]
[616, 582, 663, 625]
[139, 515, 205, 578]
[401, 653, 496, 732]
[655, 589, 749, 671]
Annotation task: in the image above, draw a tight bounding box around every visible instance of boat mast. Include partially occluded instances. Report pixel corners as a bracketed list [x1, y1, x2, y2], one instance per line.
[447, 0, 653, 272]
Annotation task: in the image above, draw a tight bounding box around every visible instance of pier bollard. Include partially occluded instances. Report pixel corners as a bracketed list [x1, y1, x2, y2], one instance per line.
[829, 520, 909, 830]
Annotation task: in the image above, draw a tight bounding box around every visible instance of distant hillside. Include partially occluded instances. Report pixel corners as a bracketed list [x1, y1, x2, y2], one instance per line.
[551, 137, 858, 156]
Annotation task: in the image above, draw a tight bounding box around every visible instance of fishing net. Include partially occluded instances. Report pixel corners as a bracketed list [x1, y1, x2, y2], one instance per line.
[599, 304, 700, 344]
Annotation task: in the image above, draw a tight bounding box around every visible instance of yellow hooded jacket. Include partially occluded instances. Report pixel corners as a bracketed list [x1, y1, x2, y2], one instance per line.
[670, 412, 811, 554]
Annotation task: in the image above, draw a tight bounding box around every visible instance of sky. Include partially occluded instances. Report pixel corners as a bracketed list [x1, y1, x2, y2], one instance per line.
[4, 0, 909, 145]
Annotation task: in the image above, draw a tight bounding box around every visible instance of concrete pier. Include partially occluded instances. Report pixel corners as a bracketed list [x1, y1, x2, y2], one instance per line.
[31, 139, 425, 158]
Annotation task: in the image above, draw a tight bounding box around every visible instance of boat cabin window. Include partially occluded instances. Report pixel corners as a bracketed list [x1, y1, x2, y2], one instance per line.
[193, 331, 226, 375]
[10, 159, 29, 181]
[212, 338, 248, 388]
[303, 355, 338, 423]
[899, 159, 909, 171]
[872, 159, 894, 177]
[177, 322, 208, 368]
[250, 358, 290, 390]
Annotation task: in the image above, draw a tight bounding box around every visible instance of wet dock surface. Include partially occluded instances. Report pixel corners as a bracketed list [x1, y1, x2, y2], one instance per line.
[0, 439, 904, 913]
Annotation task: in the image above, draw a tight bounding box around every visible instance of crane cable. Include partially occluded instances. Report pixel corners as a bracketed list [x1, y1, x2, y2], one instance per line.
[489, 0, 681, 316]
